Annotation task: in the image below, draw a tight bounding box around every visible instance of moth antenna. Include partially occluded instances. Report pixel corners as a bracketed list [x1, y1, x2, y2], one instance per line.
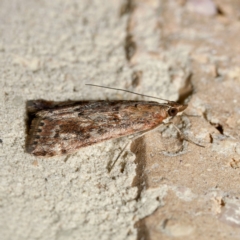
[86, 84, 170, 102]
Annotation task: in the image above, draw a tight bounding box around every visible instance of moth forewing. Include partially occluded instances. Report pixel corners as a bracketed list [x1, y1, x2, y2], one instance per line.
[26, 100, 187, 157]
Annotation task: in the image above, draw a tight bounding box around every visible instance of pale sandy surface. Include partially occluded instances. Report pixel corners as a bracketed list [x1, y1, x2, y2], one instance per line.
[1, 0, 240, 240]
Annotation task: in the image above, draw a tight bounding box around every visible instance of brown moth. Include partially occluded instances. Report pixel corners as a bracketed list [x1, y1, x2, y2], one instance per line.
[26, 85, 189, 157]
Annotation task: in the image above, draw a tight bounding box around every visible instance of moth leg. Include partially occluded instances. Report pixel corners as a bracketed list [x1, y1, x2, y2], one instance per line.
[108, 141, 131, 172]
[172, 124, 205, 147]
[162, 122, 205, 148]
[108, 130, 153, 172]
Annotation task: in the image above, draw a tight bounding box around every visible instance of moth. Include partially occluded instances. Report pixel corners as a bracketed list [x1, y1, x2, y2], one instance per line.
[26, 85, 189, 157]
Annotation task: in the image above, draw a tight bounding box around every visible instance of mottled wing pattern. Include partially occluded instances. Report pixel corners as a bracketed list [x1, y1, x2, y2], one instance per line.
[27, 101, 169, 157]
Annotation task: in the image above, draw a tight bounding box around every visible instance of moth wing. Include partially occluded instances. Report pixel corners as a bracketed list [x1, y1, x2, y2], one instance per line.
[27, 101, 167, 157]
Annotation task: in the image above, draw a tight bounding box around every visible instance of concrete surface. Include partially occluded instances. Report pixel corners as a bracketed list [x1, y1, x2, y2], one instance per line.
[1, 0, 240, 240]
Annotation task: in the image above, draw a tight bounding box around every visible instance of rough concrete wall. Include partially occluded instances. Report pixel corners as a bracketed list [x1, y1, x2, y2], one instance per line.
[1, 0, 240, 240]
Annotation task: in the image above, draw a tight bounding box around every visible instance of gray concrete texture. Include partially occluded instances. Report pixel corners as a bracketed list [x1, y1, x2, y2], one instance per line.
[1, 0, 240, 239]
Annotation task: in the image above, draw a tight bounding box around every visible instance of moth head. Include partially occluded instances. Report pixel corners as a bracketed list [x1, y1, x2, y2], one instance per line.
[167, 101, 188, 117]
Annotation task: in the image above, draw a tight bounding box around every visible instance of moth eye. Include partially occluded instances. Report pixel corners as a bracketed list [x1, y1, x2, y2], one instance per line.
[168, 107, 178, 117]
